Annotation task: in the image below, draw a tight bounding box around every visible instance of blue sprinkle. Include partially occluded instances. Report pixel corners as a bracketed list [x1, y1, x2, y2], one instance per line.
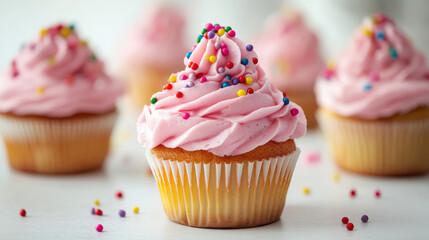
[221, 82, 230, 88]
[376, 31, 384, 40]
[363, 84, 372, 91]
[225, 74, 231, 80]
[241, 58, 249, 65]
[283, 97, 290, 105]
[186, 52, 192, 59]
[390, 47, 398, 59]
[232, 78, 239, 85]
[198, 35, 203, 39]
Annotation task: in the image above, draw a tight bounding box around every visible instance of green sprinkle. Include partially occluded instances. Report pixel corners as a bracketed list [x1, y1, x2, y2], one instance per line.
[202, 28, 207, 34]
[150, 97, 157, 104]
[225, 26, 232, 32]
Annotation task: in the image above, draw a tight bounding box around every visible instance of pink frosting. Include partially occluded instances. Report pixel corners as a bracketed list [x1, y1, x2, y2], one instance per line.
[119, 4, 187, 69]
[316, 14, 429, 119]
[137, 24, 307, 157]
[254, 11, 324, 92]
[0, 24, 124, 117]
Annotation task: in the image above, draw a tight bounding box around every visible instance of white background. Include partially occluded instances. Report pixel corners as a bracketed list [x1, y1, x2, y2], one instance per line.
[1, 0, 429, 239]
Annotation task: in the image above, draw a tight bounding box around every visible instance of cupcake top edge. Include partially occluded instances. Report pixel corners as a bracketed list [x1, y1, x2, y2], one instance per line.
[254, 9, 324, 92]
[137, 23, 307, 157]
[0, 23, 124, 118]
[315, 13, 429, 120]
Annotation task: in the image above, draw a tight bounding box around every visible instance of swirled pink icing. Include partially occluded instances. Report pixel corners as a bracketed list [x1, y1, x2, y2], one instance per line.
[137, 24, 306, 157]
[315, 13, 429, 119]
[254, 11, 324, 92]
[119, 4, 187, 69]
[0, 24, 124, 117]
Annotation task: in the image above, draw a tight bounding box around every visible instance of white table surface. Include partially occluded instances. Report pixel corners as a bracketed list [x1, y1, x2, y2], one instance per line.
[1, 108, 429, 240]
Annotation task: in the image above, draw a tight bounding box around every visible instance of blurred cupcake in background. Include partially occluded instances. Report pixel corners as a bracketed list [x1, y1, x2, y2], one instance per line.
[254, 7, 324, 128]
[119, 3, 187, 110]
[0, 24, 123, 174]
[316, 13, 429, 176]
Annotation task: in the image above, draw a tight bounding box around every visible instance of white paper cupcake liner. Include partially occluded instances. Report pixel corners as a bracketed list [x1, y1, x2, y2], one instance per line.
[145, 148, 300, 228]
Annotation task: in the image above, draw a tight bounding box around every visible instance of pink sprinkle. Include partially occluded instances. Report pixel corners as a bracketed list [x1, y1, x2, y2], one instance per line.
[290, 108, 299, 116]
[191, 45, 197, 52]
[205, 23, 213, 31]
[375, 189, 381, 198]
[214, 25, 221, 31]
[369, 71, 379, 82]
[180, 75, 188, 80]
[67, 39, 77, 49]
[221, 43, 227, 49]
[95, 224, 103, 232]
[228, 30, 236, 37]
[305, 151, 321, 164]
[182, 113, 190, 120]
[221, 48, 229, 55]
[12, 71, 19, 78]
[200, 76, 207, 83]
[322, 69, 334, 79]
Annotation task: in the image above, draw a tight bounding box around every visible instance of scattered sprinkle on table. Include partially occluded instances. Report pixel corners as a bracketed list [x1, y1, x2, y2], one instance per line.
[133, 206, 139, 214]
[116, 191, 123, 198]
[94, 200, 100, 206]
[350, 189, 357, 197]
[342, 217, 349, 224]
[346, 223, 354, 231]
[332, 173, 340, 182]
[361, 215, 369, 223]
[119, 210, 126, 218]
[19, 209, 26, 217]
[95, 209, 103, 216]
[91, 208, 95, 215]
[374, 189, 381, 198]
[95, 224, 103, 232]
[301, 187, 310, 195]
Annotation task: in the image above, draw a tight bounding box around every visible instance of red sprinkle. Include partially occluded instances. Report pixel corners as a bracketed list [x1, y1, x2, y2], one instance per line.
[19, 209, 26, 217]
[282, 92, 287, 97]
[375, 189, 381, 198]
[290, 108, 299, 116]
[66, 75, 75, 85]
[95, 209, 103, 216]
[196, 73, 204, 79]
[350, 189, 357, 197]
[226, 61, 234, 69]
[252, 57, 258, 64]
[191, 63, 199, 70]
[176, 91, 183, 98]
[203, 32, 208, 39]
[116, 191, 123, 198]
[239, 76, 246, 83]
[163, 83, 173, 90]
[342, 217, 349, 224]
[346, 223, 354, 231]
[188, 62, 193, 68]
[247, 88, 254, 94]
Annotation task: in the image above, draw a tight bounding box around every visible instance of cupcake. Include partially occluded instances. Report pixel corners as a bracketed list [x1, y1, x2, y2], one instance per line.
[315, 14, 429, 176]
[254, 9, 324, 128]
[137, 24, 306, 228]
[119, 4, 187, 109]
[0, 24, 123, 174]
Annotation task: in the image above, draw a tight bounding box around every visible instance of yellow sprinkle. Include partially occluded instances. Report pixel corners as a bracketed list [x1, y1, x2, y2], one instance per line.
[327, 60, 335, 71]
[169, 74, 177, 83]
[332, 173, 340, 182]
[302, 187, 310, 195]
[133, 206, 139, 214]
[245, 77, 253, 85]
[362, 28, 372, 37]
[80, 40, 87, 47]
[94, 200, 100, 206]
[36, 86, 44, 96]
[209, 55, 217, 63]
[217, 28, 225, 36]
[40, 29, 48, 37]
[47, 56, 56, 66]
[205, 55, 209, 60]
[60, 27, 71, 37]
[237, 89, 246, 97]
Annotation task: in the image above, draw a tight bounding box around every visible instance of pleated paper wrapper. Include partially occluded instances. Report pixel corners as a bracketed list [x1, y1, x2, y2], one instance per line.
[0, 111, 117, 174]
[146, 149, 300, 228]
[317, 110, 429, 176]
